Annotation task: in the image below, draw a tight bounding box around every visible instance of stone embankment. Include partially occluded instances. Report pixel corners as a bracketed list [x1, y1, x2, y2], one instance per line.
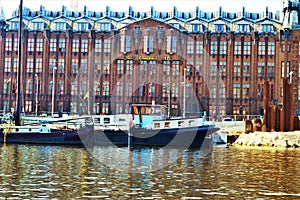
[233, 131, 300, 148]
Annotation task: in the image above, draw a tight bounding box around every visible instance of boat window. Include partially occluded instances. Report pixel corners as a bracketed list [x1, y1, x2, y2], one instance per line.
[118, 118, 126, 122]
[164, 122, 170, 128]
[189, 120, 195, 126]
[178, 121, 184, 127]
[104, 118, 110, 124]
[94, 118, 100, 123]
[154, 123, 160, 128]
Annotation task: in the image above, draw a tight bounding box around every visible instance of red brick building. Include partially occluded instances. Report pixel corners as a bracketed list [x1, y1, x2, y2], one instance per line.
[0, 4, 299, 118]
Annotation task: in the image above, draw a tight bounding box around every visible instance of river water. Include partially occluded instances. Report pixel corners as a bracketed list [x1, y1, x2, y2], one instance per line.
[0, 144, 299, 199]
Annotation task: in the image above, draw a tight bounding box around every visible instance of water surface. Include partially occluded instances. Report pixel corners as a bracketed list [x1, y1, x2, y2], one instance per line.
[0, 144, 299, 199]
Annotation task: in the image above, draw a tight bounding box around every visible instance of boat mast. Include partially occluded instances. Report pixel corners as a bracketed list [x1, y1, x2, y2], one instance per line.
[15, 0, 23, 125]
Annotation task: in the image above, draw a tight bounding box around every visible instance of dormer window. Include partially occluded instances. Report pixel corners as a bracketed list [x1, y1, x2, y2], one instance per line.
[237, 24, 250, 32]
[98, 22, 111, 31]
[192, 24, 203, 32]
[214, 24, 227, 32]
[55, 22, 66, 31]
[261, 24, 274, 32]
[77, 22, 88, 31]
[32, 22, 44, 31]
[9, 22, 19, 30]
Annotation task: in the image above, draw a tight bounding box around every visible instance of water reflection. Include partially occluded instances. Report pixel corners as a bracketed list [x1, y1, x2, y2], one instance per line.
[0, 144, 299, 199]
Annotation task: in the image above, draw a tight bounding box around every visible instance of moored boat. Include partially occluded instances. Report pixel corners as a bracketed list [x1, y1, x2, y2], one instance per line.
[90, 104, 220, 148]
[0, 117, 94, 145]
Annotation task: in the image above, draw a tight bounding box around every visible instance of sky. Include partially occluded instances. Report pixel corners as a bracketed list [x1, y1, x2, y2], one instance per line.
[0, 0, 284, 19]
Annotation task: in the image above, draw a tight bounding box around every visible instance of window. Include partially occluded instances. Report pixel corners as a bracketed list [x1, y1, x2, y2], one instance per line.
[139, 82, 146, 97]
[243, 62, 250, 77]
[81, 39, 88, 52]
[143, 34, 154, 53]
[116, 82, 123, 96]
[233, 84, 241, 99]
[55, 22, 66, 31]
[103, 60, 110, 74]
[104, 39, 111, 53]
[163, 61, 170, 76]
[27, 58, 34, 73]
[243, 84, 250, 99]
[214, 24, 227, 32]
[125, 60, 133, 75]
[281, 62, 285, 78]
[258, 42, 265, 55]
[117, 60, 124, 75]
[244, 42, 251, 55]
[209, 83, 216, 98]
[13, 38, 18, 52]
[13, 58, 18, 72]
[234, 62, 241, 77]
[211, 41, 217, 54]
[140, 60, 147, 74]
[98, 22, 111, 31]
[95, 39, 101, 53]
[187, 40, 194, 55]
[167, 34, 177, 53]
[73, 39, 79, 52]
[172, 83, 179, 97]
[258, 84, 264, 100]
[162, 82, 168, 97]
[298, 85, 300, 100]
[220, 61, 226, 76]
[50, 39, 56, 52]
[210, 62, 217, 76]
[234, 42, 241, 55]
[72, 59, 79, 74]
[36, 39, 43, 52]
[196, 41, 203, 55]
[36, 58, 42, 73]
[120, 35, 131, 53]
[268, 42, 275, 55]
[267, 62, 274, 77]
[195, 61, 203, 76]
[149, 60, 156, 76]
[261, 24, 273, 32]
[125, 82, 132, 97]
[32, 22, 44, 31]
[80, 59, 87, 74]
[172, 61, 180, 76]
[71, 80, 77, 95]
[4, 57, 11, 72]
[5, 38, 12, 51]
[59, 39, 65, 52]
[102, 103, 109, 114]
[57, 80, 64, 95]
[192, 24, 202, 32]
[148, 82, 155, 97]
[219, 84, 226, 98]
[9, 21, 19, 30]
[27, 39, 34, 52]
[25, 79, 33, 94]
[237, 24, 250, 32]
[77, 22, 88, 31]
[269, 84, 274, 100]
[58, 59, 64, 73]
[49, 58, 56, 73]
[220, 41, 227, 55]
[258, 62, 265, 77]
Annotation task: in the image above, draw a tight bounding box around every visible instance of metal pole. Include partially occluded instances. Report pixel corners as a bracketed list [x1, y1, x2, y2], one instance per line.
[51, 67, 57, 117]
[183, 68, 186, 118]
[35, 74, 38, 115]
[168, 75, 171, 118]
[15, 0, 23, 125]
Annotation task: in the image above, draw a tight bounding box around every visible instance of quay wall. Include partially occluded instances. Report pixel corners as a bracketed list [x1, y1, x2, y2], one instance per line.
[233, 131, 300, 148]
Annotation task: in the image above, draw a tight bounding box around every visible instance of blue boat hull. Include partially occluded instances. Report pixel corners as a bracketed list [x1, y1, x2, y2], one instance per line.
[91, 125, 219, 148]
[0, 125, 94, 145]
